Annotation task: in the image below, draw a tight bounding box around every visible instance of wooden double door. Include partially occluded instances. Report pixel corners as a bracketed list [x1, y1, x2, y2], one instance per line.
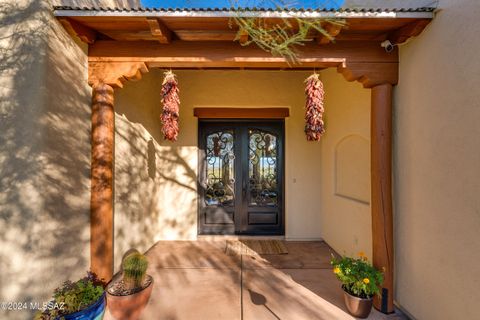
[198, 120, 284, 235]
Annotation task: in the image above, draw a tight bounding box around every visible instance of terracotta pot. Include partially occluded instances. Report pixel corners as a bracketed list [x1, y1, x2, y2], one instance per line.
[342, 288, 373, 319]
[106, 275, 153, 320]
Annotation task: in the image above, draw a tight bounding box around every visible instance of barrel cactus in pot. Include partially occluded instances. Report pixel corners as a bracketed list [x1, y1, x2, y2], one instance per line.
[106, 250, 153, 320]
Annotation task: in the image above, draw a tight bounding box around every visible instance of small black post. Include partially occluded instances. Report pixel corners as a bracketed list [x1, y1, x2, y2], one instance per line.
[381, 288, 389, 313]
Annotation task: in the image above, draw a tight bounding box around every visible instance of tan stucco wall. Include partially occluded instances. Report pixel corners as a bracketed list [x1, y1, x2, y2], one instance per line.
[394, 0, 480, 319]
[114, 69, 372, 267]
[0, 0, 91, 319]
[319, 69, 372, 259]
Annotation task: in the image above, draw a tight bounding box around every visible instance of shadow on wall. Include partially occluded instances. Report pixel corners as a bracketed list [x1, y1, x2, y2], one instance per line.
[334, 134, 370, 204]
[0, 1, 91, 319]
[114, 79, 198, 268]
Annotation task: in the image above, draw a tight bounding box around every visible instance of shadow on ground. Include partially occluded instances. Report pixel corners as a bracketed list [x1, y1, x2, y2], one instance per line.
[105, 240, 406, 320]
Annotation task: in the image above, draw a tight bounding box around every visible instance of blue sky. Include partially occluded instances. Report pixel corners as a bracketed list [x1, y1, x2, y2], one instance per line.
[140, 0, 344, 8]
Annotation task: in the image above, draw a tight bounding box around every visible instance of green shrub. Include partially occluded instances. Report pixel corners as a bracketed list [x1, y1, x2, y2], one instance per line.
[34, 272, 105, 320]
[122, 252, 148, 290]
[331, 252, 384, 299]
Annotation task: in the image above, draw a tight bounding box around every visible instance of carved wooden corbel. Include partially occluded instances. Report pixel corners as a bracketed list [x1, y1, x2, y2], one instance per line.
[389, 19, 431, 45]
[337, 62, 398, 88]
[88, 62, 149, 88]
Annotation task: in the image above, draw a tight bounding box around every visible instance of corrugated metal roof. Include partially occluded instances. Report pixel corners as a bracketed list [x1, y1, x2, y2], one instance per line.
[53, 6, 435, 12]
[53, 5, 435, 18]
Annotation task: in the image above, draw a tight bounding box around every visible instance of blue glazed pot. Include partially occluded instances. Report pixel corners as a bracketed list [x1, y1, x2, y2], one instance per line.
[60, 292, 106, 320]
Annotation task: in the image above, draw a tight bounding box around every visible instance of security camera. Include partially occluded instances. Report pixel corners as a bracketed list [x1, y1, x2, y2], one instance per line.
[381, 40, 395, 53]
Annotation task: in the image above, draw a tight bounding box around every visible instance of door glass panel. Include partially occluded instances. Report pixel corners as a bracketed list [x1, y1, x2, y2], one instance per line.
[205, 131, 235, 206]
[248, 129, 278, 206]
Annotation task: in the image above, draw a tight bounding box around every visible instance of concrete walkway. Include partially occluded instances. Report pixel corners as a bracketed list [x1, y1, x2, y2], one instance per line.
[106, 241, 406, 320]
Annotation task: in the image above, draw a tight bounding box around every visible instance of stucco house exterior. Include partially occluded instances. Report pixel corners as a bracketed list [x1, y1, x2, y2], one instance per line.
[0, 0, 479, 319]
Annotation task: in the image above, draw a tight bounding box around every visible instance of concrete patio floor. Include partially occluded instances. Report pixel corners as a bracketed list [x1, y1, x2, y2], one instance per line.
[105, 240, 407, 320]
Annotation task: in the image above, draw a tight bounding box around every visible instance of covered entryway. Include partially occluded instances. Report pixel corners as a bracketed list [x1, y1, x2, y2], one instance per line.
[198, 120, 284, 235]
[54, 4, 434, 314]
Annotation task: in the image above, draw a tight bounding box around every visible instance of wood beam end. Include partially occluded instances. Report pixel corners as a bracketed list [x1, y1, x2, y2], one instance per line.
[146, 17, 172, 44]
[317, 23, 343, 45]
[238, 29, 249, 45]
[59, 17, 97, 44]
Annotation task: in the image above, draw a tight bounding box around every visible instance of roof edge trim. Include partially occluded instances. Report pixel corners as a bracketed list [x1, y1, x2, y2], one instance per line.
[53, 9, 434, 19]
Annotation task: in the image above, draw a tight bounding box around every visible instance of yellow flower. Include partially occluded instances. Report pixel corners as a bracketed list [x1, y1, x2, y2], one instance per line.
[363, 278, 370, 284]
[358, 251, 368, 261]
[333, 267, 341, 274]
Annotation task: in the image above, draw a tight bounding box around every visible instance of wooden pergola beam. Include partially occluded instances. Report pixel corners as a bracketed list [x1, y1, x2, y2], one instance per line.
[89, 40, 397, 64]
[146, 18, 172, 44]
[58, 17, 97, 44]
[237, 29, 249, 45]
[317, 22, 343, 45]
[194, 107, 289, 119]
[89, 41, 398, 88]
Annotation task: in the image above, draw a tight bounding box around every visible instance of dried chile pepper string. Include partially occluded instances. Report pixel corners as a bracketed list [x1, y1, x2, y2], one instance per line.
[304, 73, 325, 141]
[160, 71, 180, 141]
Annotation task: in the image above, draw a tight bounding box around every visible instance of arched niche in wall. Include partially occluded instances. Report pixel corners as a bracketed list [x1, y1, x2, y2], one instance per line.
[334, 134, 370, 204]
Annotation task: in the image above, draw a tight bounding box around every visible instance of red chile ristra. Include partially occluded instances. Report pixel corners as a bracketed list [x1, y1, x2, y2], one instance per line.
[304, 73, 325, 141]
[161, 71, 180, 141]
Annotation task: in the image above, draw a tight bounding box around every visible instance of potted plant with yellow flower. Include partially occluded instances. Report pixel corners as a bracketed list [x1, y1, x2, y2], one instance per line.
[331, 252, 384, 318]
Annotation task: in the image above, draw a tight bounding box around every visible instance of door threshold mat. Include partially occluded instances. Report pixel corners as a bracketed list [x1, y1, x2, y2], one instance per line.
[225, 240, 288, 256]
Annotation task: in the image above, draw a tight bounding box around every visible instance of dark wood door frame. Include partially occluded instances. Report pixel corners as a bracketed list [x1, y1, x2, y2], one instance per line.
[197, 120, 285, 236]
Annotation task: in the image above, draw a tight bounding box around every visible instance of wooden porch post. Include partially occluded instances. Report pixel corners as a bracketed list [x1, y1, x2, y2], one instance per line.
[337, 58, 397, 314]
[90, 82, 115, 281]
[88, 62, 148, 281]
[371, 83, 394, 313]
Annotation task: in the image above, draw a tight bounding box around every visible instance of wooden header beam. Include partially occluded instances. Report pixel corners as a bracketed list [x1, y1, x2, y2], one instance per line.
[88, 40, 398, 88]
[194, 107, 289, 119]
[89, 40, 397, 65]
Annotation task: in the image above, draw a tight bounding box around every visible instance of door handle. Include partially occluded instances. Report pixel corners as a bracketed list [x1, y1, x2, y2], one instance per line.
[242, 179, 247, 197]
